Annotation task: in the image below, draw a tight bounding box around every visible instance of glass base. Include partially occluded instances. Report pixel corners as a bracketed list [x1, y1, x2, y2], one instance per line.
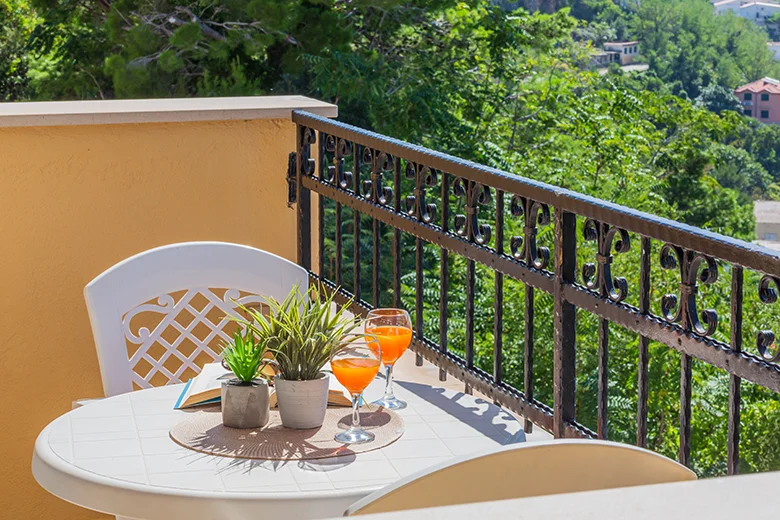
[334, 427, 375, 444]
[373, 396, 408, 410]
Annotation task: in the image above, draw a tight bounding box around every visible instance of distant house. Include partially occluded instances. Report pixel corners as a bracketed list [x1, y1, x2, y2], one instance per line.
[714, 1, 780, 23]
[713, 0, 743, 15]
[734, 77, 780, 123]
[754, 201, 780, 245]
[740, 1, 780, 22]
[590, 51, 622, 68]
[603, 42, 640, 65]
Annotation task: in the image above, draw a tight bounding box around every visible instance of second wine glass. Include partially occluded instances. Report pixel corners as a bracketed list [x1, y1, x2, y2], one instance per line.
[365, 308, 413, 410]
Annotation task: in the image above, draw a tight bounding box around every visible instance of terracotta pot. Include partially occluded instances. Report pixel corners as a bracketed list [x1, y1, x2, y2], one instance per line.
[274, 372, 329, 429]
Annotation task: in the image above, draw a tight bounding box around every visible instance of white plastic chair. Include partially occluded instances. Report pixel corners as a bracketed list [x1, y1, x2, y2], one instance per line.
[345, 439, 696, 516]
[85, 241, 307, 397]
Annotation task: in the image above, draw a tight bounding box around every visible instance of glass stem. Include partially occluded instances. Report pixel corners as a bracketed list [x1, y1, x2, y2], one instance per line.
[384, 364, 395, 401]
[351, 392, 361, 429]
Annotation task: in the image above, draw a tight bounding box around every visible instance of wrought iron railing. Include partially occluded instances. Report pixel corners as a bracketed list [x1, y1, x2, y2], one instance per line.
[290, 110, 780, 474]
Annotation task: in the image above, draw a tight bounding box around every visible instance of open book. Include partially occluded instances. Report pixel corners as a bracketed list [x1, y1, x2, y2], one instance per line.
[174, 362, 353, 409]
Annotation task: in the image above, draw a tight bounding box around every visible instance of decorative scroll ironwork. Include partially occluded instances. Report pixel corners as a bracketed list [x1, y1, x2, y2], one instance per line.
[405, 163, 438, 223]
[659, 245, 719, 336]
[453, 178, 492, 245]
[509, 195, 551, 269]
[299, 127, 316, 176]
[361, 148, 393, 205]
[757, 275, 780, 362]
[581, 219, 631, 302]
[324, 134, 353, 189]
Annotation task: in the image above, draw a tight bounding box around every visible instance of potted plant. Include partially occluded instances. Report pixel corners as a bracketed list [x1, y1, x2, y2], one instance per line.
[220, 328, 273, 429]
[237, 285, 357, 429]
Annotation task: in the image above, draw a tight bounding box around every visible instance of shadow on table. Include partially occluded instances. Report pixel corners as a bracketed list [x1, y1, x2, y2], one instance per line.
[395, 380, 526, 444]
[178, 407, 398, 474]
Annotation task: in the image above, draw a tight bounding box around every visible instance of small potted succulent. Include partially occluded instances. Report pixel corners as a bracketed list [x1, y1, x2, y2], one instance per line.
[220, 328, 273, 429]
[237, 284, 357, 429]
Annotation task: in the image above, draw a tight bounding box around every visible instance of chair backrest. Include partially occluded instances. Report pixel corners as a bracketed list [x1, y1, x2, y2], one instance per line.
[345, 439, 696, 516]
[85, 242, 308, 397]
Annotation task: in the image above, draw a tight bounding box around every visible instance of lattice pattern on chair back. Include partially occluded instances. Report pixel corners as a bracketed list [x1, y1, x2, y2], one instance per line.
[122, 287, 264, 390]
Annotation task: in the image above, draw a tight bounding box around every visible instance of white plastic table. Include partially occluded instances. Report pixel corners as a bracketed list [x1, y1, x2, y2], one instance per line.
[33, 377, 524, 520]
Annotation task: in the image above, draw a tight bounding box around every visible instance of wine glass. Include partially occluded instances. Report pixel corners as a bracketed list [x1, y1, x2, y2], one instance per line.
[364, 308, 413, 410]
[330, 334, 382, 444]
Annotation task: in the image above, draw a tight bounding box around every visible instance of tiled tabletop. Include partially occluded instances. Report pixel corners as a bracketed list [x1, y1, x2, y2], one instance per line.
[34, 374, 524, 520]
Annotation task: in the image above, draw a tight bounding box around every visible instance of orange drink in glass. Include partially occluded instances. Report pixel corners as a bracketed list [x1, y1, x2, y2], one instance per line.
[331, 358, 382, 395]
[330, 334, 382, 444]
[365, 309, 413, 410]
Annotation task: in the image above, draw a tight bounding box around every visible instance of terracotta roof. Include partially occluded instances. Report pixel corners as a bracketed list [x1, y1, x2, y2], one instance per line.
[754, 201, 780, 224]
[735, 77, 780, 94]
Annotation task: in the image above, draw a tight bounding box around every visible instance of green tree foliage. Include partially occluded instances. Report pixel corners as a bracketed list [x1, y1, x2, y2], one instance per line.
[0, 0, 36, 100]
[628, 0, 780, 99]
[695, 83, 743, 115]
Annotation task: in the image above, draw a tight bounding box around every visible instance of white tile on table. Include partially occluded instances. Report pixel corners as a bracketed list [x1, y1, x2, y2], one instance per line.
[219, 462, 297, 487]
[49, 442, 74, 463]
[400, 421, 438, 440]
[71, 416, 135, 436]
[148, 471, 225, 491]
[297, 482, 335, 492]
[394, 409, 424, 422]
[72, 398, 132, 419]
[131, 399, 182, 416]
[73, 439, 142, 460]
[352, 448, 389, 462]
[72, 430, 139, 443]
[441, 435, 504, 456]
[74, 455, 146, 476]
[143, 452, 221, 474]
[134, 413, 181, 431]
[381, 438, 452, 460]
[47, 417, 72, 443]
[331, 479, 394, 490]
[294, 456, 356, 473]
[288, 465, 333, 485]
[390, 456, 453, 477]
[138, 429, 169, 439]
[140, 436, 183, 456]
[325, 460, 400, 483]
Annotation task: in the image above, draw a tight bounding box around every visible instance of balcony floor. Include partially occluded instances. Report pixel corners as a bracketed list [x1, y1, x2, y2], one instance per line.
[391, 350, 553, 443]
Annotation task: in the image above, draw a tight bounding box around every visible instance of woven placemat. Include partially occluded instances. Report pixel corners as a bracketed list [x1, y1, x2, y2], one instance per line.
[170, 406, 404, 460]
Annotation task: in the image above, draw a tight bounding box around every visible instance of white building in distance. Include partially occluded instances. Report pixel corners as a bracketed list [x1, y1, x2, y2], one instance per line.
[714, 1, 780, 23]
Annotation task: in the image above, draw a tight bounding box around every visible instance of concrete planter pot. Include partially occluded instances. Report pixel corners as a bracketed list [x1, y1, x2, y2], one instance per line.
[274, 372, 329, 429]
[221, 379, 270, 429]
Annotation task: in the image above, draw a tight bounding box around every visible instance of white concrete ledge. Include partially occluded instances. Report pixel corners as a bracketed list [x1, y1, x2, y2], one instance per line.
[0, 95, 337, 127]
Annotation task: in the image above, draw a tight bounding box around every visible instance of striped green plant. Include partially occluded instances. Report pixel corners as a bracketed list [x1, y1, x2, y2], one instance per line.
[234, 284, 358, 381]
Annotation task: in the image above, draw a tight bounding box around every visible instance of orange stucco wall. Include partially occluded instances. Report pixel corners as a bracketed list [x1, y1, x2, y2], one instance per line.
[0, 118, 299, 519]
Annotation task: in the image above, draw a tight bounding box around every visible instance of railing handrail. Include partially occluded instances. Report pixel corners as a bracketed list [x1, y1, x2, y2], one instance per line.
[293, 110, 780, 275]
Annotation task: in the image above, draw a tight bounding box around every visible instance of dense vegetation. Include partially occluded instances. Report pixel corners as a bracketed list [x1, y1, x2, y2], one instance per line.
[3, 0, 780, 476]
